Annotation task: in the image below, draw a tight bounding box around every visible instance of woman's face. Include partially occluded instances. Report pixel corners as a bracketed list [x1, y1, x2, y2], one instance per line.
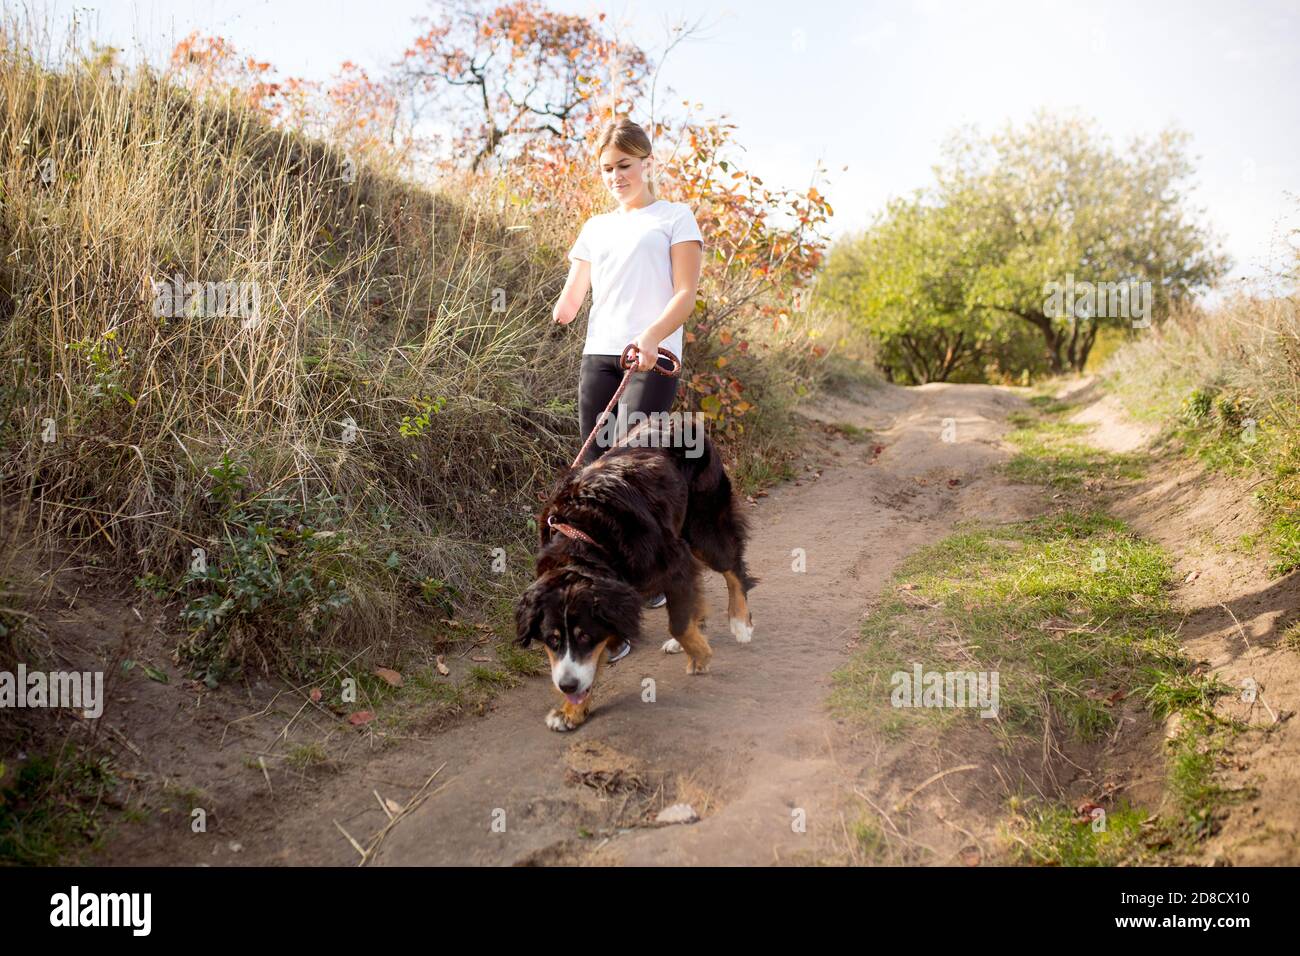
[599, 146, 651, 204]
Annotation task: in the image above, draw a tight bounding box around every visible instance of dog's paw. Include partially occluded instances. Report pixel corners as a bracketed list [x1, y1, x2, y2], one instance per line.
[686, 654, 711, 675]
[729, 616, 754, 644]
[545, 708, 574, 732]
[661, 638, 683, 654]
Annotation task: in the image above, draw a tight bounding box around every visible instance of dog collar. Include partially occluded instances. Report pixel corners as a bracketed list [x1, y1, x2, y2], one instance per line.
[547, 515, 598, 547]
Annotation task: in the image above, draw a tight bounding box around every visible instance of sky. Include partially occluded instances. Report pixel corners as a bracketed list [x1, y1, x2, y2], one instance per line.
[30, 0, 1300, 289]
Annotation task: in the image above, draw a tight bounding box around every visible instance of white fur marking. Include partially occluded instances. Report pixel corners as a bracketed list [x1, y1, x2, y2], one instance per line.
[661, 638, 683, 654]
[729, 617, 754, 643]
[551, 647, 597, 697]
[545, 709, 572, 732]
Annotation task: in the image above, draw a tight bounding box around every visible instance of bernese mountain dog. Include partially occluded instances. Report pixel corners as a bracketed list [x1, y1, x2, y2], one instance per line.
[515, 416, 757, 731]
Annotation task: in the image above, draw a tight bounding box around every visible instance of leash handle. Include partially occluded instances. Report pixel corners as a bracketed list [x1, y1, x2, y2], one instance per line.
[620, 343, 682, 377]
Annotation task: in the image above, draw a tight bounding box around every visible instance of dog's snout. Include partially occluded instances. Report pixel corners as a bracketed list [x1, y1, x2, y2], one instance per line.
[557, 675, 581, 694]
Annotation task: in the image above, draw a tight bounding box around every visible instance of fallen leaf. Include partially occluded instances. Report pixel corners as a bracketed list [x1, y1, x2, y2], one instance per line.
[435, 656, 450, 676]
[309, 688, 322, 703]
[470, 655, 491, 662]
[348, 711, 375, 726]
[959, 846, 981, 867]
[1073, 800, 1103, 824]
[374, 667, 404, 688]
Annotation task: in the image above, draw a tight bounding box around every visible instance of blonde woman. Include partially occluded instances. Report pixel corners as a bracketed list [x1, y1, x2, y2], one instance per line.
[552, 116, 705, 636]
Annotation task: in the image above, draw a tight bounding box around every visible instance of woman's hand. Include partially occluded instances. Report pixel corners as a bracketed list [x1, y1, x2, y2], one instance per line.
[631, 331, 660, 372]
[552, 306, 575, 326]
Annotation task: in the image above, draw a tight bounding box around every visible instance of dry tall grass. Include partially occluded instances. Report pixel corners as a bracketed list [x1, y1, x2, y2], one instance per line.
[0, 15, 852, 677]
[0, 19, 591, 674]
[1102, 292, 1300, 571]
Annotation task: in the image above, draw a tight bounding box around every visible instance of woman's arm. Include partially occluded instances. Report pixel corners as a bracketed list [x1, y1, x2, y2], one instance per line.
[553, 259, 592, 325]
[631, 239, 702, 370]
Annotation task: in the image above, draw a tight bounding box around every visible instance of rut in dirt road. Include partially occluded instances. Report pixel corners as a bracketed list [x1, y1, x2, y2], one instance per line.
[220, 384, 1038, 865]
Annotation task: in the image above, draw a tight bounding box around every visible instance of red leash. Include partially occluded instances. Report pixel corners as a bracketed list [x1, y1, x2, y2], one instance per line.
[570, 343, 681, 470]
[544, 343, 682, 546]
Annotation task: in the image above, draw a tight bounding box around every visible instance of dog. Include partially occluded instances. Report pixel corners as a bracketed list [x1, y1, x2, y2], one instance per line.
[515, 417, 757, 732]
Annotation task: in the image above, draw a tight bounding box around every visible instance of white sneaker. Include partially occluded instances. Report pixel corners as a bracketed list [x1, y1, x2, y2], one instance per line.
[644, 593, 667, 609]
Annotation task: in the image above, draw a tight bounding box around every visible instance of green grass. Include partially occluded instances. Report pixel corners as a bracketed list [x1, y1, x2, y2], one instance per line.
[1101, 304, 1300, 575]
[827, 421, 874, 442]
[1156, 392, 1300, 575]
[1165, 715, 1240, 843]
[833, 384, 1247, 862]
[1284, 620, 1300, 655]
[832, 511, 1188, 742]
[285, 742, 329, 771]
[976, 384, 1254, 862]
[1007, 799, 1153, 866]
[861, 509, 1246, 864]
[0, 750, 116, 865]
[1004, 413, 1144, 489]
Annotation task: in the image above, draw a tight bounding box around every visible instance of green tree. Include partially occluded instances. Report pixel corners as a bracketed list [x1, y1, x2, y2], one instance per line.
[827, 112, 1231, 379]
[824, 197, 992, 383]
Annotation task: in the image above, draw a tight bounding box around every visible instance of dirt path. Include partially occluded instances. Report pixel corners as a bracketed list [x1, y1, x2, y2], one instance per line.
[114, 382, 1030, 866]
[72, 377, 1297, 866]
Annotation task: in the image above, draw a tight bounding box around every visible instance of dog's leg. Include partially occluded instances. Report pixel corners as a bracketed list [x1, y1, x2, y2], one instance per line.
[672, 616, 712, 674]
[665, 584, 711, 674]
[663, 545, 710, 670]
[724, 570, 754, 644]
[545, 645, 606, 732]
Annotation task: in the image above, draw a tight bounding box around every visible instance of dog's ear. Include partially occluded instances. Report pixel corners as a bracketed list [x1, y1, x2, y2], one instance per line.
[589, 576, 642, 646]
[515, 581, 545, 647]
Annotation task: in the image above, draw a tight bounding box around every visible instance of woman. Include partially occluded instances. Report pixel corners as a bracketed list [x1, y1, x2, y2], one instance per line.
[551, 116, 705, 650]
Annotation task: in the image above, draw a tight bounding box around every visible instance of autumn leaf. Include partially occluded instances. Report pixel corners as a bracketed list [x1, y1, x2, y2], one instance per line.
[374, 667, 404, 688]
[348, 711, 375, 726]
[309, 688, 322, 703]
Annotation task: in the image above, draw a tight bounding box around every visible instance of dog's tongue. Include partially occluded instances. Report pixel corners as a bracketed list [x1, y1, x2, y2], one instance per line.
[564, 691, 588, 706]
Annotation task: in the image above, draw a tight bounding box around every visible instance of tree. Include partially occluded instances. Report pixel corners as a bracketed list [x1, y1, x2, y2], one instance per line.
[938, 112, 1230, 372]
[823, 196, 1014, 383]
[398, 0, 649, 172]
[829, 112, 1231, 380]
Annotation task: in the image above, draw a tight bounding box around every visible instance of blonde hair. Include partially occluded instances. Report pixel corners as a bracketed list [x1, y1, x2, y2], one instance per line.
[594, 117, 655, 198]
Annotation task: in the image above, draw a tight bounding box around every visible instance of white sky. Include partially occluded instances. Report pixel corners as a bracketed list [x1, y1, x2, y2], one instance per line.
[33, 0, 1300, 288]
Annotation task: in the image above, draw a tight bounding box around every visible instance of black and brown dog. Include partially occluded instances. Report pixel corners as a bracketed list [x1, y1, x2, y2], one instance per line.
[516, 417, 756, 731]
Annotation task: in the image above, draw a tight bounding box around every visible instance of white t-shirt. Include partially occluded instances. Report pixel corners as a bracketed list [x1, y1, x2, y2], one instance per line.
[567, 199, 704, 357]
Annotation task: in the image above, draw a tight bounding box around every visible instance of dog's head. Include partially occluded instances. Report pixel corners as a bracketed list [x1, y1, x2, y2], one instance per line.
[515, 567, 641, 707]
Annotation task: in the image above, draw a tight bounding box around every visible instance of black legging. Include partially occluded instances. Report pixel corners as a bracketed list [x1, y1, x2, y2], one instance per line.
[578, 353, 680, 466]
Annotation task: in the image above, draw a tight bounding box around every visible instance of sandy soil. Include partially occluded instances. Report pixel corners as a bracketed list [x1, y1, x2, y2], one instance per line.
[35, 376, 1293, 866]
[80, 381, 1042, 866]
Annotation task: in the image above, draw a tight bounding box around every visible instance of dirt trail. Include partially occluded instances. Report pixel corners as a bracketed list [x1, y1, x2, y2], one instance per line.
[74, 377, 1297, 866]
[113, 382, 1030, 866]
